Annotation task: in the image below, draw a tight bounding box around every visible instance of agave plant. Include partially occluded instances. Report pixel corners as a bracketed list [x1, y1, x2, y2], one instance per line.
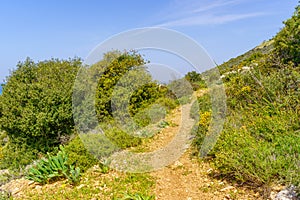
[26, 145, 81, 185]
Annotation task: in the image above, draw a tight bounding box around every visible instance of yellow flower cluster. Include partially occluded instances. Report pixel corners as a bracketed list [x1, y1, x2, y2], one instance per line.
[199, 111, 212, 127]
[241, 86, 251, 93]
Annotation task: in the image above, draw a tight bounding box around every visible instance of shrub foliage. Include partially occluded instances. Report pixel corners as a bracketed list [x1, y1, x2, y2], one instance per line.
[0, 58, 81, 151]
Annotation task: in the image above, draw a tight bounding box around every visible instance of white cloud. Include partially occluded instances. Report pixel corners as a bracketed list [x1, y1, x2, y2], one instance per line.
[158, 12, 266, 27]
[190, 0, 241, 14]
[154, 0, 268, 27]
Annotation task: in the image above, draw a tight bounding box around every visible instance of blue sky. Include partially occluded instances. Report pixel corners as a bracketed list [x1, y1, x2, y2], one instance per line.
[0, 0, 298, 81]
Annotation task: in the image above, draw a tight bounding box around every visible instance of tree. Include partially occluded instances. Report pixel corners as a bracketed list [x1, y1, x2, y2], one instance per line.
[0, 58, 81, 151]
[95, 51, 151, 121]
[185, 71, 202, 83]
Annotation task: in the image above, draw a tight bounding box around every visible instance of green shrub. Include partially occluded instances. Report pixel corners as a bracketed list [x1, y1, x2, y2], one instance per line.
[157, 120, 169, 128]
[26, 146, 81, 185]
[176, 95, 191, 105]
[105, 127, 141, 149]
[0, 141, 39, 171]
[190, 93, 211, 121]
[79, 132, 119, 159]
[64, 136, 98, 172]
[129, 83, 167, 116]
[210, 110, 300, 186]
[185, 71, 207, 90]
[208, 66, 298, 186]
[156, 97, 178, 110]
[167, 78, 193, 99]
[0, 58, 81, 151]
[133, 104, 167, 127]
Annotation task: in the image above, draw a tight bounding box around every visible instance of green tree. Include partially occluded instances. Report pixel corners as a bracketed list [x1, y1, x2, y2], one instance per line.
[73, 50, 169, 132]
[0, 58, 81, 151]
[95, 51, 149, 121]
[184, 71, 206, 90]
[185, 71, 202, 83]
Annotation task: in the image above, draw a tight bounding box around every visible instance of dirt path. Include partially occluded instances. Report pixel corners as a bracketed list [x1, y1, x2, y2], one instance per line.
[138, 91, 262, 200]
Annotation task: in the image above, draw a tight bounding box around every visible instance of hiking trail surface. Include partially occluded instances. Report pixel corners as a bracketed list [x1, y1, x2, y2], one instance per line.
[134, 90, 262, 200]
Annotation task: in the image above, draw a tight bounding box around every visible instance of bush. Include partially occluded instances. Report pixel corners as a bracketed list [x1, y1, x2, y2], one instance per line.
[64, 136, 99, 172]
[176, 95, 191, 105]
[167, 78, 193, 98]
[194, 92, 300, 188]
[79, 131, 119, 160]
[133, 104, 167, 127]
[185, 71, 207, 90]
[105, 127, 141, 149]
[0, 142, 39, 171]
[155, 97, 178, 111]
[190, 93, 212, 152]
[0, 58, 81, 151]
[129, 83, 166, 116]
[210, 110, 300, 187]
[193, 58, 300, 192]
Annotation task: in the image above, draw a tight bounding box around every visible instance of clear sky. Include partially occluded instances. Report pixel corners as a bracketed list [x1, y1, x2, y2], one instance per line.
[0, 0, 298, 81]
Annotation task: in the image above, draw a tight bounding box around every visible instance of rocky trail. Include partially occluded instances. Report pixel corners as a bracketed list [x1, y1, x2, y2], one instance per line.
[134, 90, 262, 200]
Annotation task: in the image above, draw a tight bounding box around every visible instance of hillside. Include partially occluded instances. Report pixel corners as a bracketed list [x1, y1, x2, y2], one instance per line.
[192, 4, 300, 198]
[218, 39, 274, 74]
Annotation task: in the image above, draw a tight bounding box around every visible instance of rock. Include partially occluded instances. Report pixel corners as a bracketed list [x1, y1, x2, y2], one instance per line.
[76, 184, 85, 189]
[27, 181, 35, 186]
[171, 161, 183, 169]
[272, 185, 298, 200]
[174, 161, 183, 167]
[35, 185, 42, 190]
[220, 186, 235, 192]
[218, 181, 225, 185]
[10, 187, 20, 195]
[271, 191, 278, 200]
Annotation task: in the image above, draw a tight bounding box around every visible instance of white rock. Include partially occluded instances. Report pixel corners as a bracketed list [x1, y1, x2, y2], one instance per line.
[220, 186, 235, 192]
[272, 185, 298, 200]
